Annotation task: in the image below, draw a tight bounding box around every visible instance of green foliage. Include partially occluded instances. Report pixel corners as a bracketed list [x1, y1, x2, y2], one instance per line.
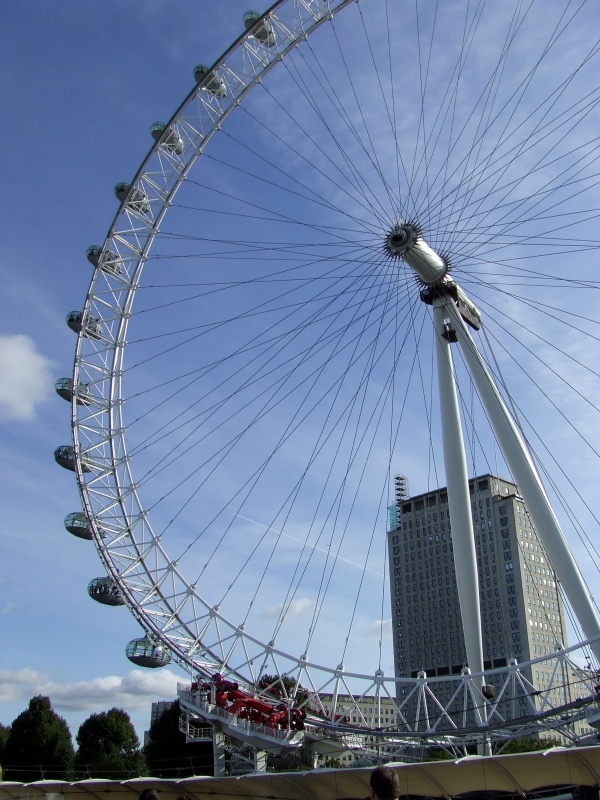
[144, 700, 212, 777]
[425, 748, 453, 761]
[3, 696, 75, 781]
[0, 722, 8, 780]
[257, 674, 308, 704]
[497, 736, 561, 754]
[76, 707, 146, 779]
[0, 722, 9, 759]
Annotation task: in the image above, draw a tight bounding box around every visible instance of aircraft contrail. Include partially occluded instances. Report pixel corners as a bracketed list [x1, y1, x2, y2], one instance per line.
[235, 513, 384, 577]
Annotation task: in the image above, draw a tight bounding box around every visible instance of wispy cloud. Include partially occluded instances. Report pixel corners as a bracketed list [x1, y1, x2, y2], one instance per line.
[237, 514, 384, 576]
[263, 596, 312, 620]
[0, 668, 179, 713]
[0, 668, 47, 703]
[0, 335, 54, 421]
[43, 671, 180, 712]
[361, 619, 392, 642]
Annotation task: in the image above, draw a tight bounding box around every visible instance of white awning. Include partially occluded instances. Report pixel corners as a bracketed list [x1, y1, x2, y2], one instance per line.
[2, 746, 600, 800]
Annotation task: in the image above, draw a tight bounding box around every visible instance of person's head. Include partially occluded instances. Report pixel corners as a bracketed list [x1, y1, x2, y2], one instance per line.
[369, 766, 400, 800]
[139, 790, 160, 800]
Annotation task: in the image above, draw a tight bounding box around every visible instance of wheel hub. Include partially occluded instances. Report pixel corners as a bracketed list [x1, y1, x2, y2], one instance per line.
[385, 220, 449, 285]
[385, 221, 419, 256]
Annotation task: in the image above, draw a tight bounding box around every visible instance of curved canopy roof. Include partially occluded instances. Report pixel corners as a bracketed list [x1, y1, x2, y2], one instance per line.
[2, 746, 600, 800]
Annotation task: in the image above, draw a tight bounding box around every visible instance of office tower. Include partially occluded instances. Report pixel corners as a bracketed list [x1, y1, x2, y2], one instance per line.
[387, 473, 570, 721]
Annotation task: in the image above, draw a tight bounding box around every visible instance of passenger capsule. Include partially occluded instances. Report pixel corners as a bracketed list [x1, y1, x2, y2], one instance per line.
[55, 377, 91, 405]
[64, 512, 93, 539]
[150, 121, 184, 154]
[88, 576, 125, 606]
[114, 182, 150, 213]
[86, 246, 123, 275]
[243, 10, 276, 46]
[193, 65, 227, 97]
[126, 636, 171, 668]
[65, 311, 101, 340]
[64, 512, 105, 539]
[54, 445, 93, 473]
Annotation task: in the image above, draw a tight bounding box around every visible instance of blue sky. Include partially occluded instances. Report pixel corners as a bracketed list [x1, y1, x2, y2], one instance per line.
[0, 0, 275, 741]
[2, 0, 600, 744]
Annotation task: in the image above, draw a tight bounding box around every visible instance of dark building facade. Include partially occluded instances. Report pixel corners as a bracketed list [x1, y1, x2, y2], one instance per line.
[387, 473, 569, 722]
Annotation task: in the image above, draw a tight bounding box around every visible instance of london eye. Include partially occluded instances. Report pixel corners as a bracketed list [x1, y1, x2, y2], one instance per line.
[55, 0, 600, 764]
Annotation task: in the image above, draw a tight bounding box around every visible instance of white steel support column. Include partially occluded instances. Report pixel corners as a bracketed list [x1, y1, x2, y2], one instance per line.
[213, 729, 226, 777]
[433, 300, 484, 686]
[254, 749, 267, 772]
[443, 297, 600, 662]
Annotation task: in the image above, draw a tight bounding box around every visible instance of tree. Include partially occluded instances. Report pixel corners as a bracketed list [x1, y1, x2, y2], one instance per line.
[257, 674, 308, 704]
[425, 748, 453, 761]
[0, 722, 10, 779]
[3, 696, 74, 781]
[0, 722, 9, 758]
[76, 708, 146, 779]
[144, 700, 212, 777]
[496, 736, 561, 754]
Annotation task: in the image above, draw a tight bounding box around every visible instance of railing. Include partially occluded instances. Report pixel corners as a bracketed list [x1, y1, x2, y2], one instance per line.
[178, 686, 304, 745]
[179, 712, 213, 741]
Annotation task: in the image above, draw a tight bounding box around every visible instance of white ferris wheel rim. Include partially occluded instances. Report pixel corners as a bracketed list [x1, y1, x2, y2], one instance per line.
[72, 0, 363, 682]
[69, 0, 600, 739]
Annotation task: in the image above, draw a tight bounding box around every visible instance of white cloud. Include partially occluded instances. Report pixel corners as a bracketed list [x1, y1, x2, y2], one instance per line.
[40, 671, 180, 712]
[0, 334, 54, 420]
[263, 596, 312, 620]
[119, 670, 180, 699]
[361, 619, 392, 642]
[0, 668, 179, 713]
[0, 668, 48, 703]
[288, 597, 312, 616]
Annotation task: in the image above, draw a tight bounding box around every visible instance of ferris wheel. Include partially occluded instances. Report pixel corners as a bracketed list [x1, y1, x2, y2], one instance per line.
[55, 0, 600, 759]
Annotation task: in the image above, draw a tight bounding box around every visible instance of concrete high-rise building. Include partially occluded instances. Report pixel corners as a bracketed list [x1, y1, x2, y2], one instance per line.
[387, 473, 572, 723]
